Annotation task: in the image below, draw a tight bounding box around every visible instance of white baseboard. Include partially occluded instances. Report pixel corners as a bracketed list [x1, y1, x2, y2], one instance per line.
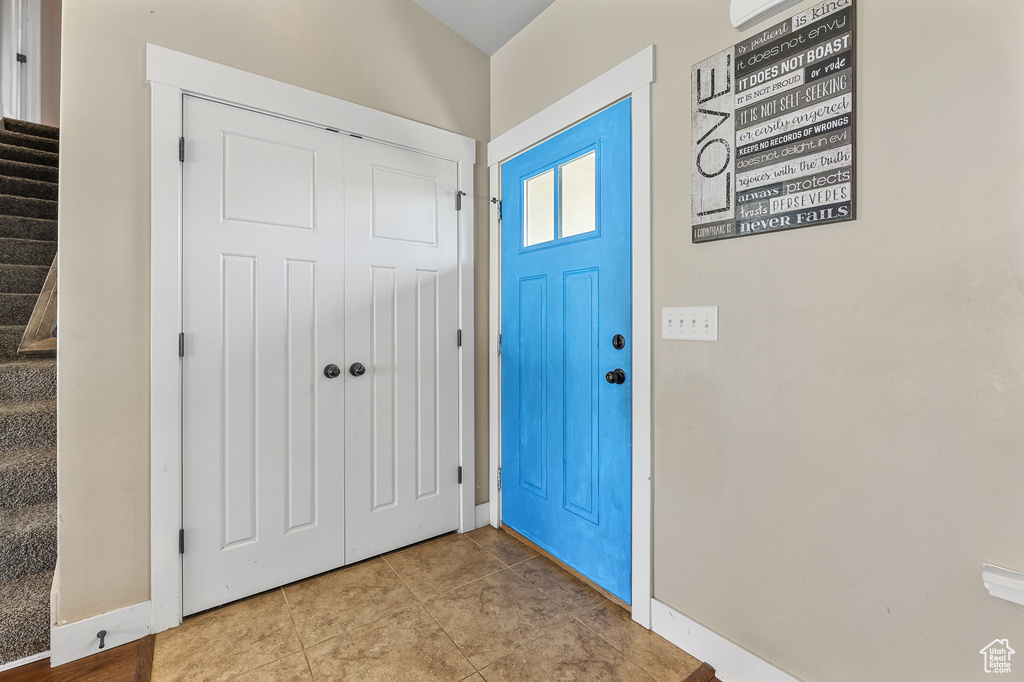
[651, 599, 802, 682]
[475, 502, 490, 529]
[50, 600, 152, 667]
[0, 651, 49, 673]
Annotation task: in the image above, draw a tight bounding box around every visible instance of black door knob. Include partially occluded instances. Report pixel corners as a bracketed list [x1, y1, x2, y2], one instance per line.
[349, 362, 366, 377]
[324, 364, 341, 379]
[605, 368, 626, 385]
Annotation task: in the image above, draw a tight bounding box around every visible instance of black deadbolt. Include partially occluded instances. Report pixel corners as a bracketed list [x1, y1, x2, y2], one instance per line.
[349, 362, 366, 377]
[324, 364, 341, 379]
[605, 368, 626, 385]
[612, 334, 626, 350]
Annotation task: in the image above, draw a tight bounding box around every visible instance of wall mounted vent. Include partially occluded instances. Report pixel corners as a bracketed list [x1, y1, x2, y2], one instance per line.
[730, 0, 803, 29]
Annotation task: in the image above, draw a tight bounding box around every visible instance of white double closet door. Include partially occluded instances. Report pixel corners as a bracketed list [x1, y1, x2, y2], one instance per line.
[181, 96, 460, 615]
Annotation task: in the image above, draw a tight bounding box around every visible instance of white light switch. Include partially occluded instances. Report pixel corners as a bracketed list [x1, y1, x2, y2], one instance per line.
[662, 306, 718, 341]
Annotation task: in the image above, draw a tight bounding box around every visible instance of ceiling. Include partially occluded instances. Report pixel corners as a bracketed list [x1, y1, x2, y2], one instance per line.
[410, 0, 557, 56]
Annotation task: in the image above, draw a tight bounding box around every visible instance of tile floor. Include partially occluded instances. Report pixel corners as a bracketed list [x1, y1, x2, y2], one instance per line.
[151, 526, 703, 681]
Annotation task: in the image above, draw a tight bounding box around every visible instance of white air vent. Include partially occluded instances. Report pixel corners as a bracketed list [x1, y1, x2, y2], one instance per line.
[731, 0, 803, 29]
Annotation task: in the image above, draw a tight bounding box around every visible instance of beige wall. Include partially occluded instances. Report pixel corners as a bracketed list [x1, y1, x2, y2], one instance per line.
[57, 0, 489, 625]
[493, 1, 1024, 680]
[40, 0, 60, 127]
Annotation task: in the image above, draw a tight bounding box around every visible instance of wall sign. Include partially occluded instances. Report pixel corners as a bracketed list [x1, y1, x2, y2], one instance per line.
[691, 0, 856, 243]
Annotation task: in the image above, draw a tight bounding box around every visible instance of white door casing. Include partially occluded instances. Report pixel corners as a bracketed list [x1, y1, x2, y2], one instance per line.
[148, 45, 476, 634]
[487, 46, 654, 626]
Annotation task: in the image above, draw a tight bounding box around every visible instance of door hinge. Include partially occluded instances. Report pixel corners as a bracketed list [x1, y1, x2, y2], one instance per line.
[457, 329, 462, 347]
[491, 197, 502, 221]
[456, 190, 467, 211]
[458, 466, 463, 485]
[497, 467, 502, 491]
[178, 332, 184, 357]
[179, 529, 185, 554]
[178, 136, 185, 162]
[497, 333, 502, 356]
[16, 53, 27, 64]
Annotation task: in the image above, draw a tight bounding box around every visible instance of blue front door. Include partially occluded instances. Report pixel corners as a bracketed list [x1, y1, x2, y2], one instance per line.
[501, 100, 632, 603]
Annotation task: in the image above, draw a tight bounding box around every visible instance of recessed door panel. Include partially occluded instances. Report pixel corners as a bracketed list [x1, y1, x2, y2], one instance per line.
[285, 259, 317, 531]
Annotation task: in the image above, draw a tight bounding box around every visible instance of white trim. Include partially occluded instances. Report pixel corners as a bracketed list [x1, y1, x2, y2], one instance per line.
[475, 502, 490, 529]
[148, 44, 476, 635]
[487, 46, 654, 166]
[486, 46, 655, 626]
[730, 0, 802, 29]
[652, 599, 803, 682]
[487, 162, 501, 529]
[983, 563, 1024, 607]
[0, 651, 48, 673]
[50, 601, 152, 668]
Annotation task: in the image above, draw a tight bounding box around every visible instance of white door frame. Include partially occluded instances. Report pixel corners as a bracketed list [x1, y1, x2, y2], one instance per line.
[147, 44, 476, 634]
[487, 46, 655, 627]
[0, 0, 41, 122]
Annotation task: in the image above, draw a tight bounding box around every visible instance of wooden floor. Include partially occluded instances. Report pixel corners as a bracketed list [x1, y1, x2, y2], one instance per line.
[0, 636, 153, 682]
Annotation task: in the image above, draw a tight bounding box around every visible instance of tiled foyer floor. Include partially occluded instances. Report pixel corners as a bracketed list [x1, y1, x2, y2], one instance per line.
[151, 526, 705, 681]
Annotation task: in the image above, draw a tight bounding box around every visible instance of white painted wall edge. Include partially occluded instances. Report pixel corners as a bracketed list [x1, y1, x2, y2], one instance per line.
[652, 599, 803, 682]
[487, 45, 655, 165]
[0, 651, 48, 673]
[475, 503, 490, 529]
[983, 564, 1024, 607]
[50, 601, 152, 667]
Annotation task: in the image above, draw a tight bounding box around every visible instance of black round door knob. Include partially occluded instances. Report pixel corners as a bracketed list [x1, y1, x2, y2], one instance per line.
[349, 362, 366, 377]
[323, 364, 341, 379]
[612, 334, 626, 350]
[605, 368, 626, 385]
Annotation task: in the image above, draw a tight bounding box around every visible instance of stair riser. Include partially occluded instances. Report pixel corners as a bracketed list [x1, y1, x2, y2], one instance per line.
[2, 118, 59, 140]
[0, 571, 51, 666]
[0, 175, 58, 202]
[0, 455, 56, 510]
[0, 158, 58, 184]
[0, 238, 57, 267]
[0, 264, 48, 293]
[0, 216, 57, 242]
[0, 293, 36, 326]
[0, 130, 59, 155]
[0, 364, 57, 402]
[0, 194, 57, 221]
[0, 143, 58, 168]
[0, 526, 57, 581]
[0, 409, 56, 450]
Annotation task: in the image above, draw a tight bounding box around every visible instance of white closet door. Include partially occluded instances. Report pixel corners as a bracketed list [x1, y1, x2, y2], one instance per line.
[181, 96, 346, 615]
[343, 138, 461, 561]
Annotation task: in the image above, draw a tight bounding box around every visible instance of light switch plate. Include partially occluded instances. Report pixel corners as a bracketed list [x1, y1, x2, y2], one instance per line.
[662, 306, 718, 341]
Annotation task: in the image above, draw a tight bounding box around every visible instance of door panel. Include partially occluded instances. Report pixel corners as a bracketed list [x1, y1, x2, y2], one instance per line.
[501, 99, 632, 603]
[344, 138, 461, 562]
[182, 96, 347, 615]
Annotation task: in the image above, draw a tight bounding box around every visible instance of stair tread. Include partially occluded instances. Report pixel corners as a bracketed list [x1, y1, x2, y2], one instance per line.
[0, 215, 57, 242]
[0, 568, 51, 666]
[0, 263, 49, 294]
[1, 118, 59, 140]
[0, 158, 59, 183]
[0, 175, 59, 202]
[0, 130, 59, 154]
[0, 193, 58, 220]
[0, 500, 57, 534]
[0, 142, 58, 168]
[0, 399, 56, 416]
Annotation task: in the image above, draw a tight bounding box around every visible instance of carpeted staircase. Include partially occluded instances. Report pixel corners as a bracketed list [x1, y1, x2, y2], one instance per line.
[0, 117, 58, 667]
